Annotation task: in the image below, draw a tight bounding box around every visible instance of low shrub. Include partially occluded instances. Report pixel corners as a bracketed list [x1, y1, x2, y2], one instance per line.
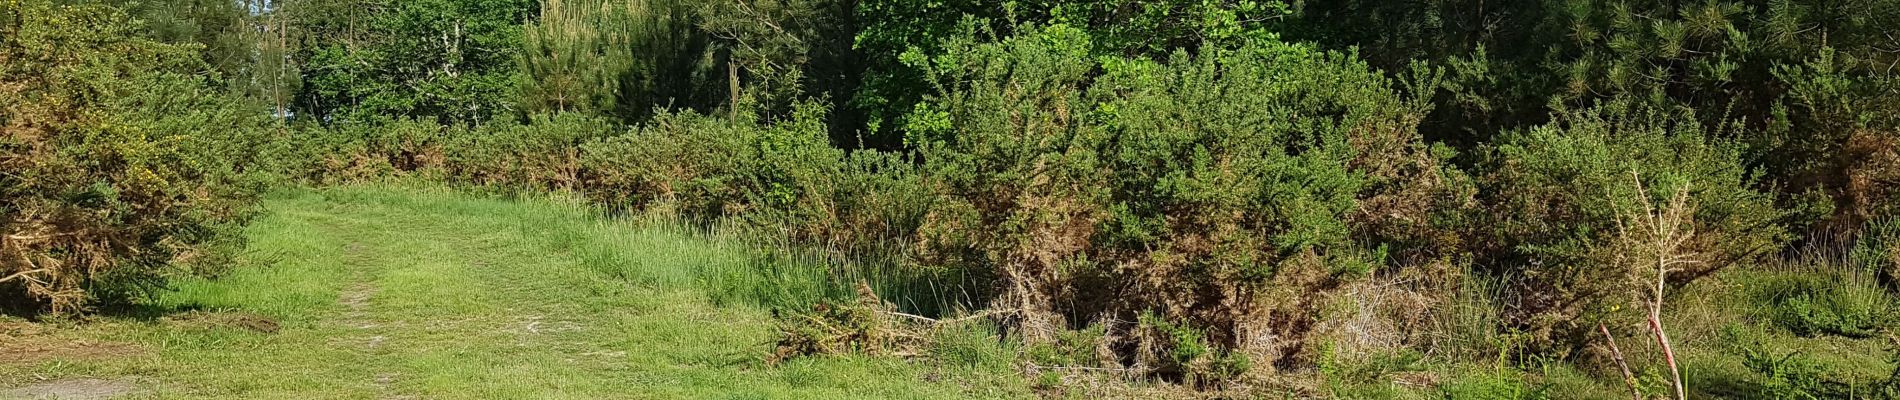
[578, 104, 840, 218]
[1024, 324, 1111, 369]
[1, 1, 272, 313]
[1475, 99, 1790, 351]
[278, 119, 453, 183]
[446, 113, 619, 189]
[769, 282, 916, 364]
[904, 23, 1465, 380]
[1134, 312, 1253, 387]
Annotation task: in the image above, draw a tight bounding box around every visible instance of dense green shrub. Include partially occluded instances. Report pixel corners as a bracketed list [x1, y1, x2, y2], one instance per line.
[905, 23, 1465, 377]
[1770, 50, 1900, 235]
[273, 118, 456, 183]
[1285, 1, 1900, 239]
[290, 0, 533, 125]
[578, 104, 839, 216]
[446, 113, 618, 189]
[850, 0, 1296, 148]
[574, 103, 940, 262]
[519, 0, 719, 121]
[1, 0, 272, 313]
[1476, 99, 1789, 349]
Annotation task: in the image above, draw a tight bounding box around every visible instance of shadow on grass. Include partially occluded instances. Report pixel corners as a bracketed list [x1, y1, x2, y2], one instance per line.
[99, 302, 207, 322]
[1693, 366, 1770, 400]
[0, 298, 205, 323]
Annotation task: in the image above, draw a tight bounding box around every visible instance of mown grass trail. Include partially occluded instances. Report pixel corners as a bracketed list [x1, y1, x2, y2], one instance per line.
[0, 183, 1028, 399]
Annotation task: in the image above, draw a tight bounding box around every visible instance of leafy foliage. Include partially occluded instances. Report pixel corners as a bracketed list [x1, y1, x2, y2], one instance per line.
[577, 104, 839, 217]
[287, 0, 532, 125]
[18, 0, 1900, 396]
[903, 24, 1463, 379]
[851, 0, 1295, 147]
[519, 0, 719, 120]
[1, 0, 271, 312]
[1475, 99, 1788, 349]
[1287, 0, 1900, 237]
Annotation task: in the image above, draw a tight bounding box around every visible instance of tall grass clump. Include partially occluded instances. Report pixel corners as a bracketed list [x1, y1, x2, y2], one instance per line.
[1748, 258, 1899, 339]
[1853, 216, 1900, 287]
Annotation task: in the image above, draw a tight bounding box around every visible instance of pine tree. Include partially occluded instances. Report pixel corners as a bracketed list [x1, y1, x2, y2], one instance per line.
[520, 0, 714, 121]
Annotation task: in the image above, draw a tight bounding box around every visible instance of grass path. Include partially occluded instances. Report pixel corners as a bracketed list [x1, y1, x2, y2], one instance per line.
[0, 184, 1027, 399]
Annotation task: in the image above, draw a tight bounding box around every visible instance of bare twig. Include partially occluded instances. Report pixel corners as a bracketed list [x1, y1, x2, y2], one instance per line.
[1600, 323, 1642, 400]
[0, 268, 49, 284]
[1621, 172, 1693, 400]
[884, 311, 937, 323]
[1025, 363, 1133, 373]
[5, 232, 75, 242]
[1650, 313, 1685, 400]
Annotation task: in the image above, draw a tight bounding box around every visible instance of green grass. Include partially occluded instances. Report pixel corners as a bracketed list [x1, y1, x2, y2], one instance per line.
[0, 182, 1029, 399]
[10, 181, 1898, 399]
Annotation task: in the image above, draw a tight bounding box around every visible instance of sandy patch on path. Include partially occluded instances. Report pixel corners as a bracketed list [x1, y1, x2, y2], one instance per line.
[1, 378, 143, 400]
[0, 321, 144, 368]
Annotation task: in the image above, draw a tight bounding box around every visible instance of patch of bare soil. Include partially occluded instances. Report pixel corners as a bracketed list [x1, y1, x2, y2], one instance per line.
[339, 242, 375, 325]
[337, 242, 411, 399]
[519, 316, 582, 335]
[0, 321, 144, 368]
[1, 378, 143, 400]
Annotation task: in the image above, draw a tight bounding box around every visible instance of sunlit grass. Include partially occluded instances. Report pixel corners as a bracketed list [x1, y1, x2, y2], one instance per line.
[0, 181, 1029, 399]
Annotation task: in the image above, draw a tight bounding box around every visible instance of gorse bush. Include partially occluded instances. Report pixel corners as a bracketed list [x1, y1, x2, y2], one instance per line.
[903, 24, 1105, 350]
[19, 0, 1900, 395]
[904, 23, 1466, 379]
[1287, 1, 1900, 237]
[1771, 51, 1900, 235]
[577, 103, 839, 217]
[446, 113, 617, 189]
[1476, 99, 1788, 350]
[1, 0, 271, 313]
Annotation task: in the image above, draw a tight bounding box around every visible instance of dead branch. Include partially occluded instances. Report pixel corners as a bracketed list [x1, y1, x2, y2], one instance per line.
[1600, 323, 1641, 400]
[0, 268, 49, 284]
[1620, 172, 1693, 400]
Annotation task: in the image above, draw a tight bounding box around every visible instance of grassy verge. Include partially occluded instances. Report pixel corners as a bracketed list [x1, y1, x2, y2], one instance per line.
[0, 182, 1028, 399]
[5, 181, 1895, 399]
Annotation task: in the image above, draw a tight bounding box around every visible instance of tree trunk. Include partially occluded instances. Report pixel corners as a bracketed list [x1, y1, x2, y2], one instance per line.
[727, 50, 740, 117]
